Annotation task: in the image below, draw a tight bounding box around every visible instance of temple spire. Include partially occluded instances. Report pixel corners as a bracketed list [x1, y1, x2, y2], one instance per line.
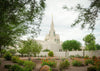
[50, 16, 55, 31]
[49, 16, 55, 36]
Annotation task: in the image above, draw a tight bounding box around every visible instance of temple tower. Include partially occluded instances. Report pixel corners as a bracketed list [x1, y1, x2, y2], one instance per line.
[45, 16, 60, 44]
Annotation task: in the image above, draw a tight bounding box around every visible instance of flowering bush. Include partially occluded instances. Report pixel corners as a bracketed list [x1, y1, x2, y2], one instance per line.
[92, 56, 97, 60]
[94, 59, 100, 71]
[41, 59, 56, 68]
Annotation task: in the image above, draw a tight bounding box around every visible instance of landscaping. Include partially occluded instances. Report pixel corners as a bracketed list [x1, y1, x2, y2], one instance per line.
[1, 54, 100, 71]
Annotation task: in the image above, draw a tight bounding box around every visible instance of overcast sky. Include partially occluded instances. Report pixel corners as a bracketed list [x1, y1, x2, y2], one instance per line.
[35, 0, 100, 46]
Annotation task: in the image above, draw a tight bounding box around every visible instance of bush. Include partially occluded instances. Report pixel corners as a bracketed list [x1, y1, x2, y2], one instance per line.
[84, 55, 89, 59]
[43, 49, 50, 52]
[75, 54, 82, 58]
[8, 64, 24, 71]
[48, 51, 54, 57]
[23, 60, 36, 70]
[4, 65, 12, 69]
[0, 60, 1, 65]
[41, 59, 56, 68]
[85, 59, 94, 65]
[72, 60, 83, 66]
[61, 58, 66, 61]
[11, 56, 19, 63]
[92, 56, 97, 60]
[4, 52, 12, 60]
[17, 59, 24, 65]
[59, 60, 70, 70]
[87, 66, 96, 71]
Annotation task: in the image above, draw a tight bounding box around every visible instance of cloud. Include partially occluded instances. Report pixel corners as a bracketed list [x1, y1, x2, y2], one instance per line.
[35, 0, 100, 45]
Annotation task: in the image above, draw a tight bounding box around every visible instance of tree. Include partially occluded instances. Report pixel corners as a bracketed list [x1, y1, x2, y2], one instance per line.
[8, 49, 16, 55]
[64, 0, 100, 31]
[83, 33, 96, 50]
[19, 39, 42, 59]
[96, 44, 100, 50]
[18, 48, 25, 57]
[0, 0, 45, 53]
[62, 40, 81, 51]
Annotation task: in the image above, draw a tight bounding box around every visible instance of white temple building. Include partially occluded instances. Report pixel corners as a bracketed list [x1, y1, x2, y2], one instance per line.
[37, 17, 62, 52]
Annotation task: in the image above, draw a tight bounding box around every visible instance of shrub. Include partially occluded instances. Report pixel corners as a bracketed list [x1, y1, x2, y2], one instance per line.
[48, 51, 54, 57]
[72, 60, 83, 66]
[43, 49, 50, 52]
[84, 55, 89, 59]
[17, 59, 24, 65]
[41, 59, 56, 68]
[23, 60, 36, 70]
[61, 58, 66, 61]
[59, 60, 70, 70]
[0, 60, 1, 65]
[70, 55, 75, 57]
[11, 56, 19, 63]
[92, 56, 97, 60]
[87, 66, 96, 71]
[75, 54, 82, 58]
[8, 64, 24, 71]
[85, 59, 94, 65]
[4, 65, 12, 69]
[4, 52, 12, 60]
[94, 59, 100, 71]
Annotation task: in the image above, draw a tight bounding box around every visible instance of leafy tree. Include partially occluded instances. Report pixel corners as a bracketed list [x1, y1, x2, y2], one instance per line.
[19, 39, 42, 59]
[18, 48, 26, 57]
[83, 33, 96, 50]
[96, 44, 100, 50]
[8, 49, 16, 55]
[62, 40, 81, 51]
[64, 0, 100, 31]
[0, 0, 45, 53]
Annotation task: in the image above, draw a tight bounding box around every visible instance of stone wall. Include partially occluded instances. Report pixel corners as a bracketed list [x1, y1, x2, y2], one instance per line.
[39, 50, 100, 57]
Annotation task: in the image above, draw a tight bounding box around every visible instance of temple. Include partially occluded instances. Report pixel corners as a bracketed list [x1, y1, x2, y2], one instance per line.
[37, 17, 62, 52]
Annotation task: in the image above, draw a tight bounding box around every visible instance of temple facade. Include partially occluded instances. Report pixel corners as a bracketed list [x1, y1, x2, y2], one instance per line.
[37, 17, 62, 52]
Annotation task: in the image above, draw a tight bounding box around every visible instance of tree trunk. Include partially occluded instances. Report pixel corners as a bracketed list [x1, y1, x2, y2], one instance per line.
[28, 53, 31, 61]
[65, 50, 67, 58]
[0, 46, 1, 57]
[34, 53, 36, 57]
[83, 49, 85, 57]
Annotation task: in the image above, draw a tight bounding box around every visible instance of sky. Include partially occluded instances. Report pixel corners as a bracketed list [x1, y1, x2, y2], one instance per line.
[35, 0, 100, 46]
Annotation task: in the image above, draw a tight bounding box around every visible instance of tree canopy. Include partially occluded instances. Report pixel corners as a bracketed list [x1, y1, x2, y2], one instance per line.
[83, 33, 96, 50]
[0, 0, 45, 51]
[64, 0, 100, 31]
[62, 40, 81, 51]
[96, 43, 100, 50]
[19, 39, 42, 57]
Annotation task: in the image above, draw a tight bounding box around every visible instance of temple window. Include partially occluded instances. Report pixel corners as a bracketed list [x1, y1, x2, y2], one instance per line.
[53, 32, 55, 36]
